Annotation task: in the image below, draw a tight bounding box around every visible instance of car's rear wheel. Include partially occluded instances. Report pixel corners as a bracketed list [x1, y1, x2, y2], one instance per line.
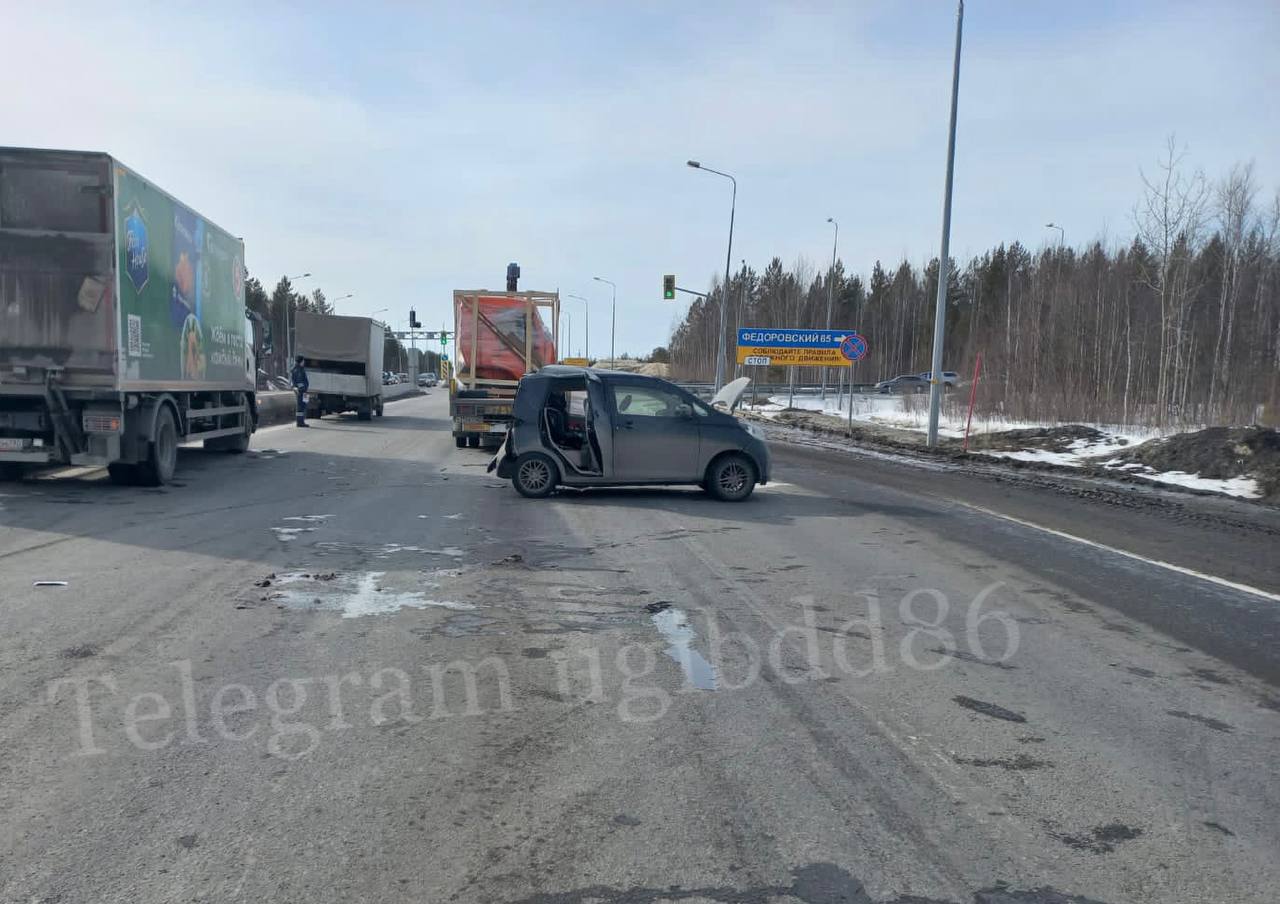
[0, 462, 28, 482]
[513, 452, 557, 498]
[705, 453, 756, 502]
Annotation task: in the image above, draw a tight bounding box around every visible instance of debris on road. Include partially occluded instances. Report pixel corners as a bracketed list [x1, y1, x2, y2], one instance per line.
[32, 581, 68, 587]
[1050, 822, 1144, 854]
[952, 695, 1027, 723]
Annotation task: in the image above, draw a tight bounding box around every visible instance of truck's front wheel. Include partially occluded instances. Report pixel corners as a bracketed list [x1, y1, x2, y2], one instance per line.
[139, 407, 179, 486]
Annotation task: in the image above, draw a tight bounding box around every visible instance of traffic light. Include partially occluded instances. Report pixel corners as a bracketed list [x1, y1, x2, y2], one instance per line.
[506, 262, 520, 292]
[663, 274, 676, 300]
[440, 331, 449, 347]
[409, 309, 421, 329]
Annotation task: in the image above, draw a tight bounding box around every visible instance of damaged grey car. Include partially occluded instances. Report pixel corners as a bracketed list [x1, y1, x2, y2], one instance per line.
[488, 367, 769, 501]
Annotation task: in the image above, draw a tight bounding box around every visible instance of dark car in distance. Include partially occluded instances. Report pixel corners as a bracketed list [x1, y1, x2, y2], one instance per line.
[488, 367, 769, 501]
[875, 374, 930, 394]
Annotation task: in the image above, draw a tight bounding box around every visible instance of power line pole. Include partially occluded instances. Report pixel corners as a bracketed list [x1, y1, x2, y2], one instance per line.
[822, 218, 839, 401]
[926, 0, 964, 447]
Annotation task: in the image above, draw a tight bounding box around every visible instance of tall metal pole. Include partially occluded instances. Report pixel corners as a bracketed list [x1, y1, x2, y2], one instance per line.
[822, 218, 839, 401]
[926, 0, 964, 447]
[566, 294, 590, 360]
[284, 272, 312, 366]
[720, 181, 735, 392]
[687, 161, 736, 392]
[736, 258, 747, 378]
[592, 277, 616, 365]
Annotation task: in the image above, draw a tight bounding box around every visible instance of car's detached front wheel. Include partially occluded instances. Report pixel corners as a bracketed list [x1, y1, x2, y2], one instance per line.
[513, 452, 558, 498]
[705, 453, 756, 502]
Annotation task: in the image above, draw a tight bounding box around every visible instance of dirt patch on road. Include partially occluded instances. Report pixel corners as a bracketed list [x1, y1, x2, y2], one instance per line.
[1106, 426, 1280, 502]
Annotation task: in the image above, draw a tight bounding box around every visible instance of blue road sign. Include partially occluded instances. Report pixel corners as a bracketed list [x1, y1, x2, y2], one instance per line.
[736, 328, 849, 349]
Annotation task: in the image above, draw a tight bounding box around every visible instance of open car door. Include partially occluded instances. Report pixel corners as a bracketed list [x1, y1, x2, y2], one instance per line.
[585, 376, 612, 478]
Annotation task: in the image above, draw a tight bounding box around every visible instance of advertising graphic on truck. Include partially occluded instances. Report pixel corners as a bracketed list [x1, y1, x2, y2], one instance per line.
[114, 166, 248, 387]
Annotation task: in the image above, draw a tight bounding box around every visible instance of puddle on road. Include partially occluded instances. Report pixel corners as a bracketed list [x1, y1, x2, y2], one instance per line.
[281, 514, 333, 523]
[268, 571, 476, 618]
[437, 613, 498, 636]
[649, 605, 718, 690]
[272, 527, 316, 542]
[315, 541, 466, 559]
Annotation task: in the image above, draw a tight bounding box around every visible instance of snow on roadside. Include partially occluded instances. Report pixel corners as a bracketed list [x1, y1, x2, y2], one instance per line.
[744, 391, 1267, 501]
[1096, 463, 1263, 499]
[979, 434, 1141, 467]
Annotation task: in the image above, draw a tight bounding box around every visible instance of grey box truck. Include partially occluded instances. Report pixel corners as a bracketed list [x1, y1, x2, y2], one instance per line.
[295, 311, 385, 420]
[0, 147, 257, 485]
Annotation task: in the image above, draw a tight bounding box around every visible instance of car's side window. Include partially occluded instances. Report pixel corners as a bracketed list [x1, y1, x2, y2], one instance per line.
[611, 385, 687, 418]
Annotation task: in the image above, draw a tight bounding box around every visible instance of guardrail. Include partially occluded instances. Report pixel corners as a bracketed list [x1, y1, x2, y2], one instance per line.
[676, 382, 879, 399]
[255, 383, 422, 428]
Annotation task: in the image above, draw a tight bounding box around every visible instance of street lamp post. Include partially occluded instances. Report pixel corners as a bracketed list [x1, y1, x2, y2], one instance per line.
[736, 258, 747, 379]
[284, 272, 312, 364]
[565, 294, 590, 360]
[926, 0, 964, 447]
[1045, 222, 1064, 246]
[330, 293, 354, 309]
[687, 160, 736, 392]
[822, 218, 839, 402]
[592, 277, 616, 366]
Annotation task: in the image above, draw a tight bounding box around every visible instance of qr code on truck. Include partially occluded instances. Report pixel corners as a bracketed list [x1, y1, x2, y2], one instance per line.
[127, 314, 142, 357]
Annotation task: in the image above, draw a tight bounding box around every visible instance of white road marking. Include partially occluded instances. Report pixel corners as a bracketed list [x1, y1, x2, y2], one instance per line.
[956, 501, 1280, 604]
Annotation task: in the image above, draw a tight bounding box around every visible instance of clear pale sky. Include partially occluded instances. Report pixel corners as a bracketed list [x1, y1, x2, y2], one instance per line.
[6, 1, 1277, 356]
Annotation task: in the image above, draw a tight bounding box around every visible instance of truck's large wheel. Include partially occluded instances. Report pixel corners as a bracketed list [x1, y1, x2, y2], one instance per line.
[138, 407, 179, 487]
[204, 407, 252, 453]
[357, 402, 373, 421]
[455, 435, 466, 448]
[0, 463, 26, 482]
[107, 463, 138, 486]
[216, 432, 251, 454]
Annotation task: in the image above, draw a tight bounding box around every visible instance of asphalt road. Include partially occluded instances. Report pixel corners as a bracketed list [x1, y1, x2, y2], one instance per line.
[1, 392, 1277, 904]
